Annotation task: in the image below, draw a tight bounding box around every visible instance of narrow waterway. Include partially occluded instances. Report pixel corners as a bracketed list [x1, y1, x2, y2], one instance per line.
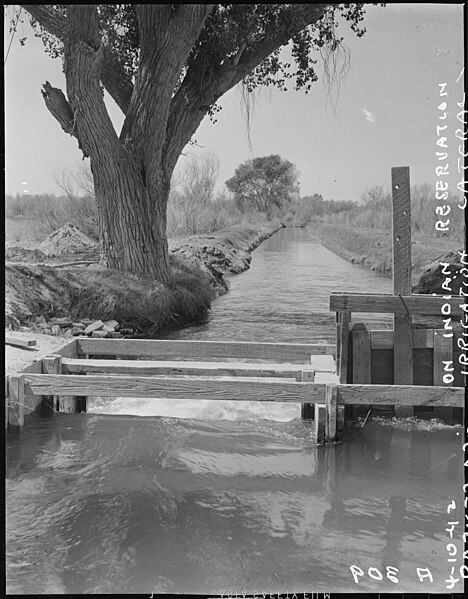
[6, 228, 464, 594]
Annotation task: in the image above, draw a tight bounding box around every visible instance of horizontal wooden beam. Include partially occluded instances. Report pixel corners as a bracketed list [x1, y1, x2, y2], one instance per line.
[23, 374, 326, 403]
[370, 329, 435, 349]
[77, 338, 335, 362]
[18, 374, 465, 409]
[62, 358, 316, 379]
[5, 336, 37, 349]
[338, 384, 464, 407]
[330, 293, 465, 316]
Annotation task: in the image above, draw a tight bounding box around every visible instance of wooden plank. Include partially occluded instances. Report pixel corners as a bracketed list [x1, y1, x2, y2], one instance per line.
[352, 330, 371, 383]
[370, 329, 434, 349]
[42, 355, 62, 411]
[23, 374, 327, 403]
[339, 311, 351, 384]
[8, 375, 25, 427]
[325, 384, 338, 443]
[433, 329, 455, 422]
[314, 372, 340, 384]
[392, 166, 412, 294]
[5, 336, 37, 348]
[352, 328, 372, 418]
[54, 339, 78, 359]
[329, 294, 464, 317]
[315, 404, 326, 444]
[62, 358, 316, 379]
[392, 166, 413, 417]
[338, 384, 464, 407]
[310, 355, 336, 372]
[76, 338, 334, 362]
[301, 370, 315, 419]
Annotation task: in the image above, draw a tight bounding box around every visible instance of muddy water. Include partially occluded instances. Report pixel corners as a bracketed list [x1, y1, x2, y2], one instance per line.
[6, 228, 464, 594]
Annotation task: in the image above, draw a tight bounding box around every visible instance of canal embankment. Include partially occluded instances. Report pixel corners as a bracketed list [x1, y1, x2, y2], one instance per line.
[309, 222, 463, 292]
[5, 221, 284, 354]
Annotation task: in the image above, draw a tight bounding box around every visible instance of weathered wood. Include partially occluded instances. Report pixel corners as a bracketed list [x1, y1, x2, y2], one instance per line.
[314, 372, 340, 384]
[339, 311, 351, 384]
[5, 336, 37, 349]
[392, 166, 412, 294]
[315, 403, 326, 444]
[392, 167, 413, 417]
[370, 329, 434, 349]
[338, 384, 464, 407]
[8, 375, 25, 427]
[55, 339, 79, 358]
[23, 374, 326, 403]
[62, 358, 316, 379]
[77, 338, 335, 362]
[352, 330, 371, 383]
[43, 354, 80, 413]
[433, 329, 455, 422]
[329, 293, 464, 317]
[325, 384, 338, 443]
[337, 405, 345, 441]
[301, 370, 315, 419]
[310, 355, 336, 372]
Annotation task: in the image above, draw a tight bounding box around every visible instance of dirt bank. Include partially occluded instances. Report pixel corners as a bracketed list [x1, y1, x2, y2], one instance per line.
[5, 222, 283, 337]
[309, 222, 463, 291]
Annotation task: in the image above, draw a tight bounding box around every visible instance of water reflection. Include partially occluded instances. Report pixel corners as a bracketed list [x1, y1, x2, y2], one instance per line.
[6, 413, 464, 594]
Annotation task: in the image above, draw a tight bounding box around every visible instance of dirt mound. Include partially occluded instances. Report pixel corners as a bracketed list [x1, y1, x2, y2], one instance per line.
[413, 250, 464, 294]
[37, 223, 98, 257]
[5, 247, 49, 262]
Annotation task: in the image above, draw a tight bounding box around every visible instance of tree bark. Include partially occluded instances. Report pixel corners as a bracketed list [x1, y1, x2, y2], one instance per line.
[91, 153, 172, 284]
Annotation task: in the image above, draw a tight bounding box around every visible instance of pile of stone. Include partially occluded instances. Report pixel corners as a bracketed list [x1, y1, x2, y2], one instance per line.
[35, 316, 135, 338]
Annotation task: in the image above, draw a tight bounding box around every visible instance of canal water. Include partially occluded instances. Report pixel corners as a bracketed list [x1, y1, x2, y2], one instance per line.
[6, 228, 464, 594]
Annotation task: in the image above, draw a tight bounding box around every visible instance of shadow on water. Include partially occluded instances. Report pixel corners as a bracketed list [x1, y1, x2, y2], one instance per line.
[6, 228, 464, 594]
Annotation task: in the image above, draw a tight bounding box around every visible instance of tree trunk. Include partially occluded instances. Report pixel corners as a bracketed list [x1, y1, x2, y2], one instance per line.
[91, 154, 172, 285]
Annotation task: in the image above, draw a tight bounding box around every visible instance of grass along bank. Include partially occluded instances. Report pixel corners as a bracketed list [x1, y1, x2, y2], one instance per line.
[309, 222, 463, 290]
[5, 221, 283, 335]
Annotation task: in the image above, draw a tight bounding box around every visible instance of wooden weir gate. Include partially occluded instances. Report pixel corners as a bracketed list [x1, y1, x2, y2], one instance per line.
[5, 167, 466, 439]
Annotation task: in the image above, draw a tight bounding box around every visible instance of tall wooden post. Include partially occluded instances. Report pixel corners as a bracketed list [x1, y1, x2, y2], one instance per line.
[391, 167, 414, 417]
[8, 375, 25, 427]
[43, 354, 79, 413]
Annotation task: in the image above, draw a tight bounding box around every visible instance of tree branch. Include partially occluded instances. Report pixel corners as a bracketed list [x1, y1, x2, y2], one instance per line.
[164, 4, 330, 173]
[21, 4, 134, 115]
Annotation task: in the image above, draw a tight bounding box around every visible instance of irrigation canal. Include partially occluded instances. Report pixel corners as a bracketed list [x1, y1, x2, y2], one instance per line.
[6, 227, 464, 594]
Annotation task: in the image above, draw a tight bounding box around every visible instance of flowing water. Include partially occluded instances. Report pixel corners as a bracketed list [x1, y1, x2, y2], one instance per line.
[6, 228, 464, 594]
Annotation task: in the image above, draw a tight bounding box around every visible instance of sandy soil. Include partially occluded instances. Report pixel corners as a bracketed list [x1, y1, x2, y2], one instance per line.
[5, 329, 72, 375]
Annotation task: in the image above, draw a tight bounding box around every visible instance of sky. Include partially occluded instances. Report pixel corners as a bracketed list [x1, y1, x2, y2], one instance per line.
[4, 3, 465, 201]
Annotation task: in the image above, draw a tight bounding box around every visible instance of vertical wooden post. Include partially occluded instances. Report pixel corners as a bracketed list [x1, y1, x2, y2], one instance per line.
[8, 375, 25, 427]
[43, 354, 79, 413]
[433, 330, 455, 423]
[301, 370, 315, 419]
[339, 311, 351, 384]
[43, 355, 62, 411]
[352, 327, 371, 418]
[392, 166, 414, 417]
[325, 383, 338, 443]
[314, 403, 326, 444]
[337, 405, 345, 442]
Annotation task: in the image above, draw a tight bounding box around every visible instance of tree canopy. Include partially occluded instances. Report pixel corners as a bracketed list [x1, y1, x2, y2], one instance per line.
[12, 4, 377, 283]
[226, 154, 300, 215]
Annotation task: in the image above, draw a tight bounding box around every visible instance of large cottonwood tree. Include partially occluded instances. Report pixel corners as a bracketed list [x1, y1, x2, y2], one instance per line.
[18, 4, 370, 284]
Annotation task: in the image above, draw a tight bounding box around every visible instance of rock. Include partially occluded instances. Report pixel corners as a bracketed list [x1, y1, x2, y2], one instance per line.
[103, 319, 119, 329]
[107, 331, 122, 338]
[102, 324, 116, 333]
[51, 325, 61, 336]
[91, 330, 108, 338]
[84, 320, 104, 334]
[119, 328, 134, 335]
[51, 317, 73, 328]
[72, 322, 86, 329]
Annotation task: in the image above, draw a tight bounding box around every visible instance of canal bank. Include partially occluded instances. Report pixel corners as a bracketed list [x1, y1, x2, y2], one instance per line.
[308, 222, 463, 292]
[5, 221, 283, 339]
